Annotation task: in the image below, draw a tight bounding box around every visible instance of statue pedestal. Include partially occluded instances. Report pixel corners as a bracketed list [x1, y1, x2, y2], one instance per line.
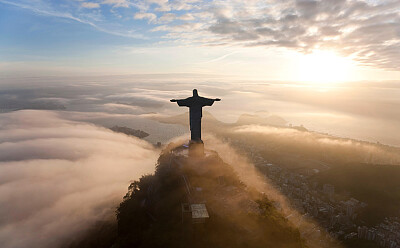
[189, 140, 204, 157]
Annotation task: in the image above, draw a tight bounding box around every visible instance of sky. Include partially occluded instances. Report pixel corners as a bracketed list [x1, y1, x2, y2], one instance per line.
[1, 0, 400, 81]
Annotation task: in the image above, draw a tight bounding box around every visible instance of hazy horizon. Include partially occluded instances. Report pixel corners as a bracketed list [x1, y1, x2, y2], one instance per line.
[1, 74, 399, 147]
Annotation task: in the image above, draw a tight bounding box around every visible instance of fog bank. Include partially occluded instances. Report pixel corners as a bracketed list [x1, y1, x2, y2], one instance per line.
[0, 110, 158, 248]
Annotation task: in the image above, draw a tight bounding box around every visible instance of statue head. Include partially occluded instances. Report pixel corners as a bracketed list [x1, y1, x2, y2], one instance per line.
[193, 89, 198, 97]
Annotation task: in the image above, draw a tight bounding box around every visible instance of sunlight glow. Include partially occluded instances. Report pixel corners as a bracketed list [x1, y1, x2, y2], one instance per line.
[298, 50, 354, 84]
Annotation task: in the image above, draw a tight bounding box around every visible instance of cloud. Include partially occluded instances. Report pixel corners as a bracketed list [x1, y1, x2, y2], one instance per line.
[147, 0, 199, 12]
[151, 22, 203, 32]
[133, 0, 400, 70]
[3, 0, 400, 70]
[134, 12, 158, 23]
[0, 110, 158, 248]
[199, 51, 239, 64]
[104, 91, 167, 108]
[159, 13, 176, 23]
[81, 2, 100, 9]
[155, 5, 171, 12]
[102, 0, 130, 8]
[204, 0, 400, 70]
[179, 13, 195, 21]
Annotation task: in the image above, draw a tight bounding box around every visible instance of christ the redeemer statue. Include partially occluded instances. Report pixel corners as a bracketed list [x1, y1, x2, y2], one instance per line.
[171, 89, 220, 143]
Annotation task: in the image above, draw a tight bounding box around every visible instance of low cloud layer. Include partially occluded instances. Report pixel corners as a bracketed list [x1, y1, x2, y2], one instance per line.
[0, 110, 158, 248]
[1, 76, 400, 146]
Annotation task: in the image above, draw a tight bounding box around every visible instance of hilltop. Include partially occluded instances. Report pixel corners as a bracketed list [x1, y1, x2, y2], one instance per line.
[114, 143, 306, 248]
[68, 143, 307, 248]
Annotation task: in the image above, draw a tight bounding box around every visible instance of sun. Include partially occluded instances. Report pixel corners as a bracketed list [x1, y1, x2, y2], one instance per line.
[297, 50, 353, 84]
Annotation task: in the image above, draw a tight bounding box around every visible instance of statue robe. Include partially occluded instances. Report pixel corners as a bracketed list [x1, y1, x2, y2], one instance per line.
[176, 96, 216, 141]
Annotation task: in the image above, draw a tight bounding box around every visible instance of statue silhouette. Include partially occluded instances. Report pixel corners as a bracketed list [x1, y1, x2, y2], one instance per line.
[171, 89, 221, 142]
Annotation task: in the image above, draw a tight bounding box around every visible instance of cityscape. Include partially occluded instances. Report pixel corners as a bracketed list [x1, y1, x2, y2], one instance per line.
[231, 139, 400, 248]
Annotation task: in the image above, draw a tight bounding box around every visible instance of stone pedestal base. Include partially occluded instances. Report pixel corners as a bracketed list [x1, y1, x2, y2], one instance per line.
[189, 140, 204, 157]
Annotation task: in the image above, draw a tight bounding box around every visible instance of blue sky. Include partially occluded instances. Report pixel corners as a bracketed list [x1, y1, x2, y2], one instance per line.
[1, 0, 400, 81]
[0, 1, 147, 59]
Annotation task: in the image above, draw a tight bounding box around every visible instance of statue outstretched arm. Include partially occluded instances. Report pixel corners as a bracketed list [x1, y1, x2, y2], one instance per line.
[201, 97, 221, 106]
[170, 97, 192, 107]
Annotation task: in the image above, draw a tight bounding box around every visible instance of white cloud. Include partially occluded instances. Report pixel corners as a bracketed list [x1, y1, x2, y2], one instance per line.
[147, 0, 169, 4]
[155, 4, 171, 11]
[201, 0, 400, 70]
[151, 22, 203, 32]
[143, 0, 400, 70]
[134, 12, 157, 23]
[179, 13, 195, 21]
[102, 0, 130, 8]
[81, 2, 100, 9]
[159, 13, 176, 23]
